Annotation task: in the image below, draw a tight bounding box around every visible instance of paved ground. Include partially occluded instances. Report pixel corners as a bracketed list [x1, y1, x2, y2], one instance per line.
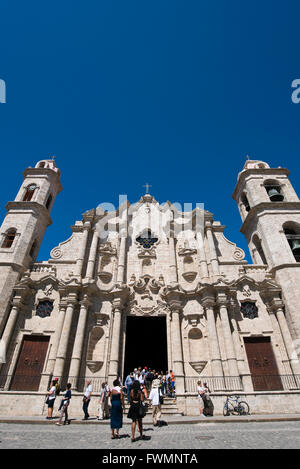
[0, 420, 300, 449]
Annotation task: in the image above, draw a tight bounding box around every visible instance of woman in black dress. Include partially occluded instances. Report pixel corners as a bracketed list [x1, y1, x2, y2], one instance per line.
[127, 380, 146, 442]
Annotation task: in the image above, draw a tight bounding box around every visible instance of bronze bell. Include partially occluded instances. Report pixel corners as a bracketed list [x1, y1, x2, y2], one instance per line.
[244, 202, 250, 212]
[291, 239, 300, 255]
[268, 187, 284, 202]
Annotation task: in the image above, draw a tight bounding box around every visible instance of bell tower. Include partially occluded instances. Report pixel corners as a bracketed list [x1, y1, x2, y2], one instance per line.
[0, 159, 62, 332]
[233, 158, 300, 345]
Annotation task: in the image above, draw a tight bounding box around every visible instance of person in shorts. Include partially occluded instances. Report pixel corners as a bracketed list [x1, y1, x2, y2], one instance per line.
[46, 379, 57, 419]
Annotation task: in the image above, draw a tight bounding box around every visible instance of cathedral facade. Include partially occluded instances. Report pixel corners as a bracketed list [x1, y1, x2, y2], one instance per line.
[0, 158, 300, 416]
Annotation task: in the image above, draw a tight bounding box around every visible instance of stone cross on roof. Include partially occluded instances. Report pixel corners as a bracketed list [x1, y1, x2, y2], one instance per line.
[143, 183, 152, 194]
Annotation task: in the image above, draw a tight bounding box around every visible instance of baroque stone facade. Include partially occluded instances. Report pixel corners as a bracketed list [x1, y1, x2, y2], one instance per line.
[0, 157, 300, 416]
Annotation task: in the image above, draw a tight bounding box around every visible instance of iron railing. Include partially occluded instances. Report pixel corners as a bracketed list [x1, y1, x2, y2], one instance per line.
[1, 374, 300, 393]
[185, 376, 243, 392]
[185, 375, 300, 392]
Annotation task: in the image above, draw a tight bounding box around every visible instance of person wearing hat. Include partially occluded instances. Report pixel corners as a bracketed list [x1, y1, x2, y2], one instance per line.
[149, 379, 162, 427]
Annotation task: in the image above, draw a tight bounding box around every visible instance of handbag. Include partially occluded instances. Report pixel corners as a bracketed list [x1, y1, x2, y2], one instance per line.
[138, 401, 148, 418]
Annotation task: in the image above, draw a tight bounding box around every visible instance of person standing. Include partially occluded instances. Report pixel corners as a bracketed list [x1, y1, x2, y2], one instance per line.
[98, 382, 109, 420]
[56, 383, 72, 426]
[109, 379, 124, 439]
[149, 380, 162, 427]
[202, 382, 214, 417]
[82, 379, 92, 420]
[161, 374, 167, 395]
[124, 373, 135, 402]
[145, 368, 153, 393]
[46, 379, 56, 419]
[127, 380, 146, 442]
[197, 380, 206, 417]
[170, 370, 175, 396]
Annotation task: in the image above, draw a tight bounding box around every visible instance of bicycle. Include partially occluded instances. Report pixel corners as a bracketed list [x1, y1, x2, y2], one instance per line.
[223, 395, 250, 416]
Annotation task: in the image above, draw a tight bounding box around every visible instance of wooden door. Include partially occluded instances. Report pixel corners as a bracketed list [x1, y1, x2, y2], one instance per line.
[10, 336, 50, 391]
[244, 337, 283, 391]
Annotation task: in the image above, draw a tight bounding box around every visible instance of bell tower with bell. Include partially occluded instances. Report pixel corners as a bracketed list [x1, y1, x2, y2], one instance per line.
[233, 158, 300, 346]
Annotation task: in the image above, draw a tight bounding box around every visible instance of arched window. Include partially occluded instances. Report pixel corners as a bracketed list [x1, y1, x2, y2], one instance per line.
[283, 223, 300, 262]
[252, 234, 267, 265]
[264, 180, 284, 202]
[2, 229, 16, 248]
[241, 193, 250, 212]
[46, 194, 53, 210]
[23, 184, 37, 202]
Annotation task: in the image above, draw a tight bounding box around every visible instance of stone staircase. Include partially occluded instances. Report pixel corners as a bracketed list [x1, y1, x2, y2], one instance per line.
[123, 396, 183, 417]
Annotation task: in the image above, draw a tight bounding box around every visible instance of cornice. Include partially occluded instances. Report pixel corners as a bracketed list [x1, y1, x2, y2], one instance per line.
[5, 201, 52, 227]
[240, 201, 300, 234]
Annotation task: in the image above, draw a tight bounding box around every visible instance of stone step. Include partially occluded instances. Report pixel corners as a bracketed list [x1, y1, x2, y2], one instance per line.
[123, 398, 183, 416]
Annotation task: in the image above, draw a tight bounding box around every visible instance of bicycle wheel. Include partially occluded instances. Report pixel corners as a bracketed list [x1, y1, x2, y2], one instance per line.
[238, 401, 250, 415]
[223, 401, 234, 416]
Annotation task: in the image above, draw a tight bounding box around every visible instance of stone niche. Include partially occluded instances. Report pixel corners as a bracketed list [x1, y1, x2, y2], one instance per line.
[188, 327, 208, 374]
[86, 326, 105, 373]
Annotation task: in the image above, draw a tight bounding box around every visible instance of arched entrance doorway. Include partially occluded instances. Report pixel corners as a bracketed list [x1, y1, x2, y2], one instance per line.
[123, 316, 168, 378]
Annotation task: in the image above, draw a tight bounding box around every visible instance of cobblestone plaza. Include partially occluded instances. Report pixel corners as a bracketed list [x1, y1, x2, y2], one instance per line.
[1, 421, 300, 450]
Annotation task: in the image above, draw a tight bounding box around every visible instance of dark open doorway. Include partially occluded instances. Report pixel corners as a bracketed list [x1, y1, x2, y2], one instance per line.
[123, 316, 168, 378]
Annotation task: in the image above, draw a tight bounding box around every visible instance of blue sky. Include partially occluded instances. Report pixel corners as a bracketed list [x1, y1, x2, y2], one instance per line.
[0, 1, 300, 262]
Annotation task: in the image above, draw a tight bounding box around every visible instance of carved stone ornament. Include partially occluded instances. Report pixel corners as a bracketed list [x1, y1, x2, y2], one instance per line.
[129, 300, 170, 316]
[98, 241, 117, 256]
[182, 271, 197, 282]
[189, 361, 207, 374]
[242, 285, 252, 297]
[86, 360, 103, 373]
[233, 248, 246, 261]
[178, 247, 197, 257]
[50, 247, 62, 259]
[43, 284, 54, 297]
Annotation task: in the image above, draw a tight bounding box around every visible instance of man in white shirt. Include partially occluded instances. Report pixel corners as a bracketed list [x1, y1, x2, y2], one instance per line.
[83, 379, 92, 420]
[149, 382, 162, 426]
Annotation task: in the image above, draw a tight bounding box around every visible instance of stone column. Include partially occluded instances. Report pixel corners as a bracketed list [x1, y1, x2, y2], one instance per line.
[68, 295, 91, 388]
[218, 294, 240, 377]
[45, 301, 67, 375]
[230, 304, 253, 391]
[108, 300, 123, 384]
[205, 222, 220, 278]
[170, 302, 185, 393]
[85, 230, 99, 280]
[203, 298, 223, 377]
[0, 296, 23, 373]
[167, 312, 173, 371]
[169, 235, 178, 285]
[274, 303, 300, 375]
[75, 221, 91, 277]
[53, 293, 77, 379]
[196, 231, 209, 281]
[117, 235, 127, 283]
